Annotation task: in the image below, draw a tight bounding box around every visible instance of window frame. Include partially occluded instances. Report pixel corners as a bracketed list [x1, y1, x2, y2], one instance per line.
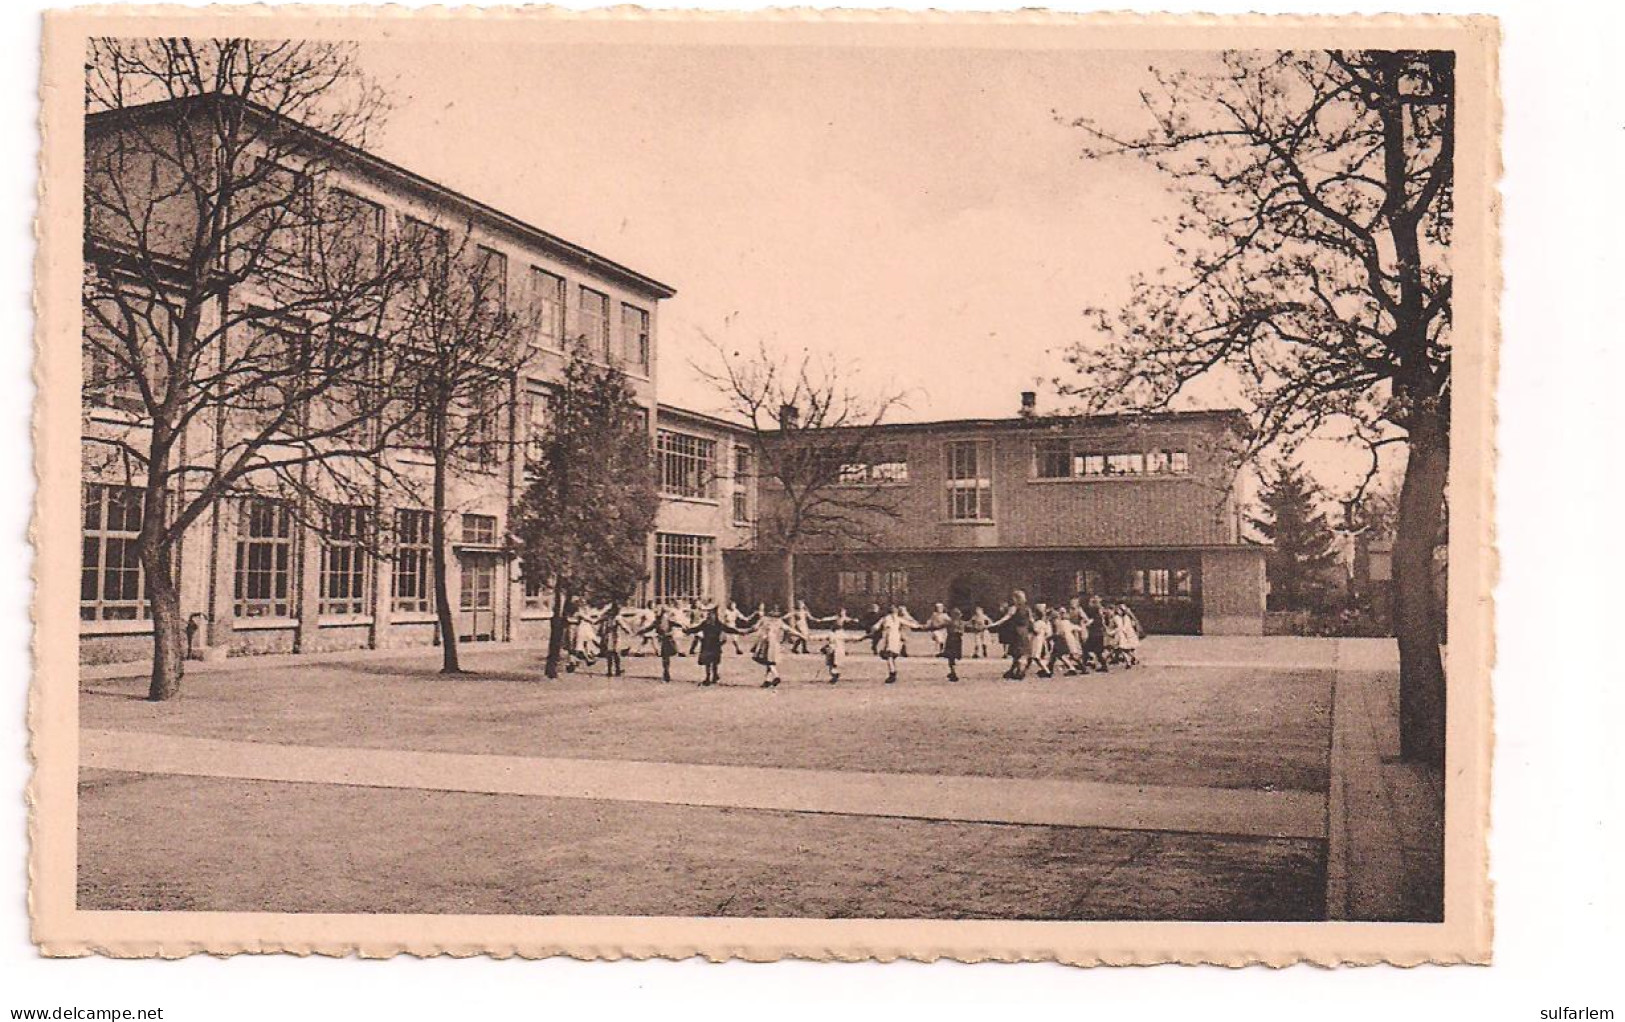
[653, 532, 714, 604]
[944, 439, 994, 522]
[81, 482, 149, 623]
[391, 508, 436, 615]
[620, 302, 650, 372]
[578, 285, 611, 359]
[318, 505, 372, 618]
[657, 429, 719, 501]
[233, 498, 296, 620]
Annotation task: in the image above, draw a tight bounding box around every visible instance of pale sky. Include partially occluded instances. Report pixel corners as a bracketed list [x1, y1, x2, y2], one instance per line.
[351, 40, 1391, 497]
[354, 42, 1190, 415]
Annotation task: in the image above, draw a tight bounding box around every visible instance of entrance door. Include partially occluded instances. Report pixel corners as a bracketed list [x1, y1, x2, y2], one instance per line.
[458, 554, 498, 641]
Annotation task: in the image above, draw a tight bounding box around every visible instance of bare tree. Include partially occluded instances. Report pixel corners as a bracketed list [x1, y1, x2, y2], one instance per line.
[388, 223, 528, 674]
[1060, 50, 1453, 767]
[695, 337, 911, 609]
[82, 38, 415, 701]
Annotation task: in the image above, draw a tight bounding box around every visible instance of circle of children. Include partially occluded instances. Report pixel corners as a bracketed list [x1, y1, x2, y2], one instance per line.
[560, 590, 1144, 689]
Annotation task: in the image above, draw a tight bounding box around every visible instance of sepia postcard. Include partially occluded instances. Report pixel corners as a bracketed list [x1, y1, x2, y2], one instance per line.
[30, 6, 1498, 964]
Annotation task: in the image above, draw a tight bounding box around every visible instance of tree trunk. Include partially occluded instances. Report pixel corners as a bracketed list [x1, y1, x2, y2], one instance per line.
[1394, 409, 1449, 768]
[544, 584, 570, 679]
[781, 548, 797, 613]
[431, 452, 461, 674]
[144, 541, 185, 702]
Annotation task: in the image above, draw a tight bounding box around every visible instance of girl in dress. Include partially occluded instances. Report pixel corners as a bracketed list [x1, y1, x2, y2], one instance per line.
[749, 606, 806, 688]
[922, 603, 951, 656]
[599, 601, 627, 677]
[869, 604, 908, 684]
[1114, 603, 1143, 668]
[1030, 604, 1055, 678]
[684, 605, 745, 686]
[939, 606, 967, 682]
[811, 607, 857, 684]
[565, 600, 603, 673]
[788, 601, 814, 655]
[1082, 596, 1110, 673]
[1050, 608, 1084, 676]
[968, 606, 992, 658]
[985, 591, 1034, 680]
[639, 607, 682, 683]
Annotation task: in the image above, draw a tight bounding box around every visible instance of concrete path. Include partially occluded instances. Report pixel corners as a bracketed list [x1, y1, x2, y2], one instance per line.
[81, 728, 1326, 841]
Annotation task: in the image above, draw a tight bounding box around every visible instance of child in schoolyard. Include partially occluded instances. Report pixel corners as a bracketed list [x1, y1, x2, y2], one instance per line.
[565, 600, 602, 673]
[627, 602, 658, 657]
[922, 603, 951, 655]
[787, 600, 814, 655]
[810, 607, 857, 684]
[684, 604, 746, 687]
[968, 605, 992, 658]
[1082, 595, 1111, 673]
[1029, 604, 1054, 678]
[1114, 602, 1143, 668]
[720, 601, 750, 655]
[869, 604, 909, 684]
[598, 602, 628, 677]
[749, 606, 807, 688]
[985, 591, 1034, 680]
[639, 606, 682, 683]
[683, 601, 704, 657]
[1049, 607, 1083, 676]
[938, 606, 968, 682]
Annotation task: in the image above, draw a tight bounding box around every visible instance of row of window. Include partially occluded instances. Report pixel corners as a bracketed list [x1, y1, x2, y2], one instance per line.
[834, 440, 1193, 523]
[81, 486, 503, 624]
[829, 565, 1195, 609]
[382, 205, 653, 371]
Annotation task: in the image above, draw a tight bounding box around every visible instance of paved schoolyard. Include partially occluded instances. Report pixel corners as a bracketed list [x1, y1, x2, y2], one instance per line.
[76, 638, 1363, 919]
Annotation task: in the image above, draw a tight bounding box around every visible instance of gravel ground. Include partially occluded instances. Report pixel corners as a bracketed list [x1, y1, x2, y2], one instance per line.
[80, 651, 1334, 792]
[77, 770, 1327, 920]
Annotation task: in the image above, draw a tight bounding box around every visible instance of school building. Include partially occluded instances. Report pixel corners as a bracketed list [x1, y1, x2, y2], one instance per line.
[731, 399, 1268, 635]
[77, 96, 1260, 667]
[78, 95, 754, 665]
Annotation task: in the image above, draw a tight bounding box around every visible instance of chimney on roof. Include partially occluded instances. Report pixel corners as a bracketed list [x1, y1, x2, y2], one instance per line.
[1019, 391, 1038, 418]
[778, 402, 800, 430]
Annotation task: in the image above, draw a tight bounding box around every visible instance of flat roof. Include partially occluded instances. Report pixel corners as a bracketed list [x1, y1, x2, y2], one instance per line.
[761, 407, 1251, 438]
[655, 403, 756, 436]
[87, 95, 676, 301]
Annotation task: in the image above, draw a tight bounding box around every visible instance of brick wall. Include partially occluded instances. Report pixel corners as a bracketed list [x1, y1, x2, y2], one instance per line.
[760, 414, 1245, 553]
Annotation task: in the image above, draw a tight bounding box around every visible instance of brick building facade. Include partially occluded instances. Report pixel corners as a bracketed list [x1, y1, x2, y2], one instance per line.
[79, 97, 693, 664]
[733, 405, 1267, 635]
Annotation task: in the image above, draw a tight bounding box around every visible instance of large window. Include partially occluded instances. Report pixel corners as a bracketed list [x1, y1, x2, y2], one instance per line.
[1106, 452, 1145, 476]
[945, 440, 993, 521]
[732, 445, 752, 524]
[530, 268, 566, 350]
[836, 569, 909, 605]
[81, 483, 148, 622]
[330, 190, 384, 273]
[234, 499, 295, 619]
[621, 303, 650, 371]
[579, 286, 611, 358]
[319, 506, 371, 617]
[1033, 441, 1190, 479]
[83, 282, 171, 415]
[1034, 439, 1072, 479]
[657, 429, 717, 499]
[463, 381, 506, 471]
[391, 508, 434, 614]
[462, 513, 498, 546]
[839, 444, 910, 485]
[654, 533, 713, 603]
[523, 386, 552, 474]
